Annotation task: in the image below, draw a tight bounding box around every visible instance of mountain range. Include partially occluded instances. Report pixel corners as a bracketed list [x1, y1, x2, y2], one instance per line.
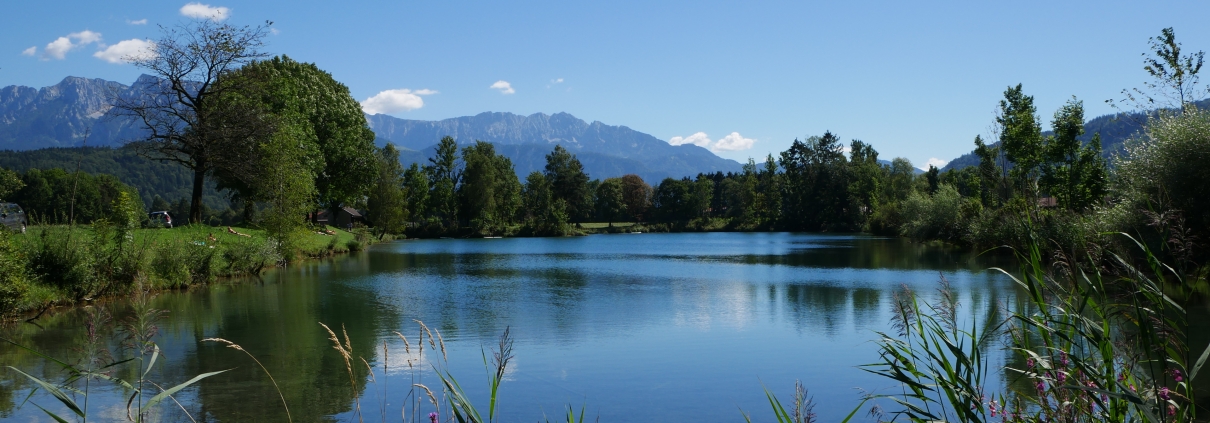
[0, 76, 743, 183]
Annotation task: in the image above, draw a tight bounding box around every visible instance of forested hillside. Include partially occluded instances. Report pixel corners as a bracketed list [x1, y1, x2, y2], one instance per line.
[0, 147, 227, 209]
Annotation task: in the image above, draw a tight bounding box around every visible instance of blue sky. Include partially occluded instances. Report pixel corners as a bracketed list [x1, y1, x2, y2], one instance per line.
[4, 1, 1209, 168]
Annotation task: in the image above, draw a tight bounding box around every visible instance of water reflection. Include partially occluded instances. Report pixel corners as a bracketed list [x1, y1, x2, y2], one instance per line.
[2, 232, 1025, 422]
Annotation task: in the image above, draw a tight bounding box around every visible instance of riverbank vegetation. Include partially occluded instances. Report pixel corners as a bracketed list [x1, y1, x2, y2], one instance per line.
[1, 19, 1209, 422]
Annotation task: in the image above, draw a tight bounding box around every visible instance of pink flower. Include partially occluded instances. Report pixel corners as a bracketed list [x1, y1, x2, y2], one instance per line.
[429, 412, 439, 423]
[1159, 387, 1170, 401]
[1173, 369, 1184, 382]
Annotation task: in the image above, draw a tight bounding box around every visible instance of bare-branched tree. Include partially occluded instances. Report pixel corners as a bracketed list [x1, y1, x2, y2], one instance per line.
[111, 19, 272, 223]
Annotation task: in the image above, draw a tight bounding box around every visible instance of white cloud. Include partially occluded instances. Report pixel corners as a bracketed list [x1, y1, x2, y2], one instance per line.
[551, 78, 563, 84]
[127, 18, 148, 25]
[490, 80, 515, 94]
[41, 30, 102, 60]
[360, 88, 437, 114]
[921, 158, 948, 170]
[72, 30, 102, 44]
[669, 131, 757, 152]
[713, 132, 756, 151]
[269, 27, 280, 35]
[21, 46, 36, 56]
[669, 132, 712, 147]
[180, 3, 230, 21]
[93, 39, 157, 64]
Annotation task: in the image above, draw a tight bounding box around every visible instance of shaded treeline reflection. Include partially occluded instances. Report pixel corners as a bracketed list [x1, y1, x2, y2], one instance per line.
[2, 233, 1025, 422]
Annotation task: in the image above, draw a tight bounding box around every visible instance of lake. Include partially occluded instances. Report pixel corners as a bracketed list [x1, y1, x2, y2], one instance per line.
[0, 232, 1021, 422]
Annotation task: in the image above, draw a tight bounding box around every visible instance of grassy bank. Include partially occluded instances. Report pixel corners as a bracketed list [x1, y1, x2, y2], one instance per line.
[0, 223, 376, 319]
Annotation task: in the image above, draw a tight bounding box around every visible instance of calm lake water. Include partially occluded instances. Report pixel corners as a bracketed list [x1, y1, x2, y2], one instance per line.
[1, 232, 1023, 422]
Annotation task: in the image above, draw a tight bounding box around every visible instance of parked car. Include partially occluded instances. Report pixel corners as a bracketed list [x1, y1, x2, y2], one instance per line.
[148, 211, 173, 228]
[1, 203, 28, 233]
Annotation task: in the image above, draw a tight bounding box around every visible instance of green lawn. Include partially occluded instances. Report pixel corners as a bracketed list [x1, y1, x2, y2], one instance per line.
[132, 224, 361, 256]
[577, 222, 637, 229]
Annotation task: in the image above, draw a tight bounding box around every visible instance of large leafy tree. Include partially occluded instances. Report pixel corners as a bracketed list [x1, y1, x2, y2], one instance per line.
[115, 19, 271, 223]
[521, 171, 567, 235]
[847, 140, 882, 225]
[595, 178, 626, 226]
[1041, 98, 1107, 211]
[425, 136, 460, 228]
[619, 174, 652, 222]
[367, 143, 408, 235]
[997, 84, 1044, 190]
[779, 132, 854, 231]
[458, 141, 520, 232]
[402, 163, 429, 224]
[543, 145, 591, 223]
[224, 55, 379, 212]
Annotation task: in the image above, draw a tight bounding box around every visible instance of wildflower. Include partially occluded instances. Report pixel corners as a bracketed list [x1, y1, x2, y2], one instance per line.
[1056, 372, 1066, 383]
[1026, 358, 1035, 368]
[1059, 351, 1069, 367]
[1168, 404, 1177, 416]
[429, 412, 439, 423]
[1036, 380, 1046, 394]
[1159, 387, 1170, 401]
[1173, 369, 1184, 382]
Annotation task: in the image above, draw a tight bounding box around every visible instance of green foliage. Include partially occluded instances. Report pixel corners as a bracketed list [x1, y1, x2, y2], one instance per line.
[653, 177, 691, 223]
[425, 136, 460, 229]
[9, 168, 143, 224]
[619, 174, 652, 222]
[1121, 27, 1208, 110]
[544, 145, 592, 222]
[0, 232, 33, 313]
[366, 143, 408, 236]
[459, 141, 520, 234]
[999, 84, 1045, 190]
[150, 240, 217, 288]
[898, 184, 969, 241]
[779, 132, 858, 231]
[594, 178, 627, 225]
[1041, 99, 1108, 212]
[235, 56, 379, 210]
[403, 163, 429, 224]
[521, 171, 568, 235]
[0, 167, 23, 200]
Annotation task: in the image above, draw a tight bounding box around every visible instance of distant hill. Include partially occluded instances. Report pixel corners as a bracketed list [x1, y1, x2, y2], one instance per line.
[365, 112, 743, 182]
[0, 146, 228, 209]
[0, 76, 744, 183]
[941, 99, 1210, 172]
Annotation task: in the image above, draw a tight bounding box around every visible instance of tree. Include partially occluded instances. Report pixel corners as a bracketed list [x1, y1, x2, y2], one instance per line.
[543, 145, 591, 223]
[619, 174, 652, 222]
[848, 140, 883, 224]
[458, 141, 520, 232]
[425, 136, 460, 228]
[114, 19, 271, 223]
[367, 144, 407, 236]
[780, 132, 854, 231]
[1041, 98, 1108, 211]
[218, 56, 379, 216]
[926, 165, 940, 195]
[997, 84, 1044, 191]
[0, 167, 23, 200]
[595, 178, 627, 227]
[757, 154, 782, 225]
[653, 178, 691, 222]
[972, 135, 1003, 207]
[521, 171, 567, 235]
[1120, 27, 1207, 111]
[402, 163, 428, 225]
[689, 177, 714, 219]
